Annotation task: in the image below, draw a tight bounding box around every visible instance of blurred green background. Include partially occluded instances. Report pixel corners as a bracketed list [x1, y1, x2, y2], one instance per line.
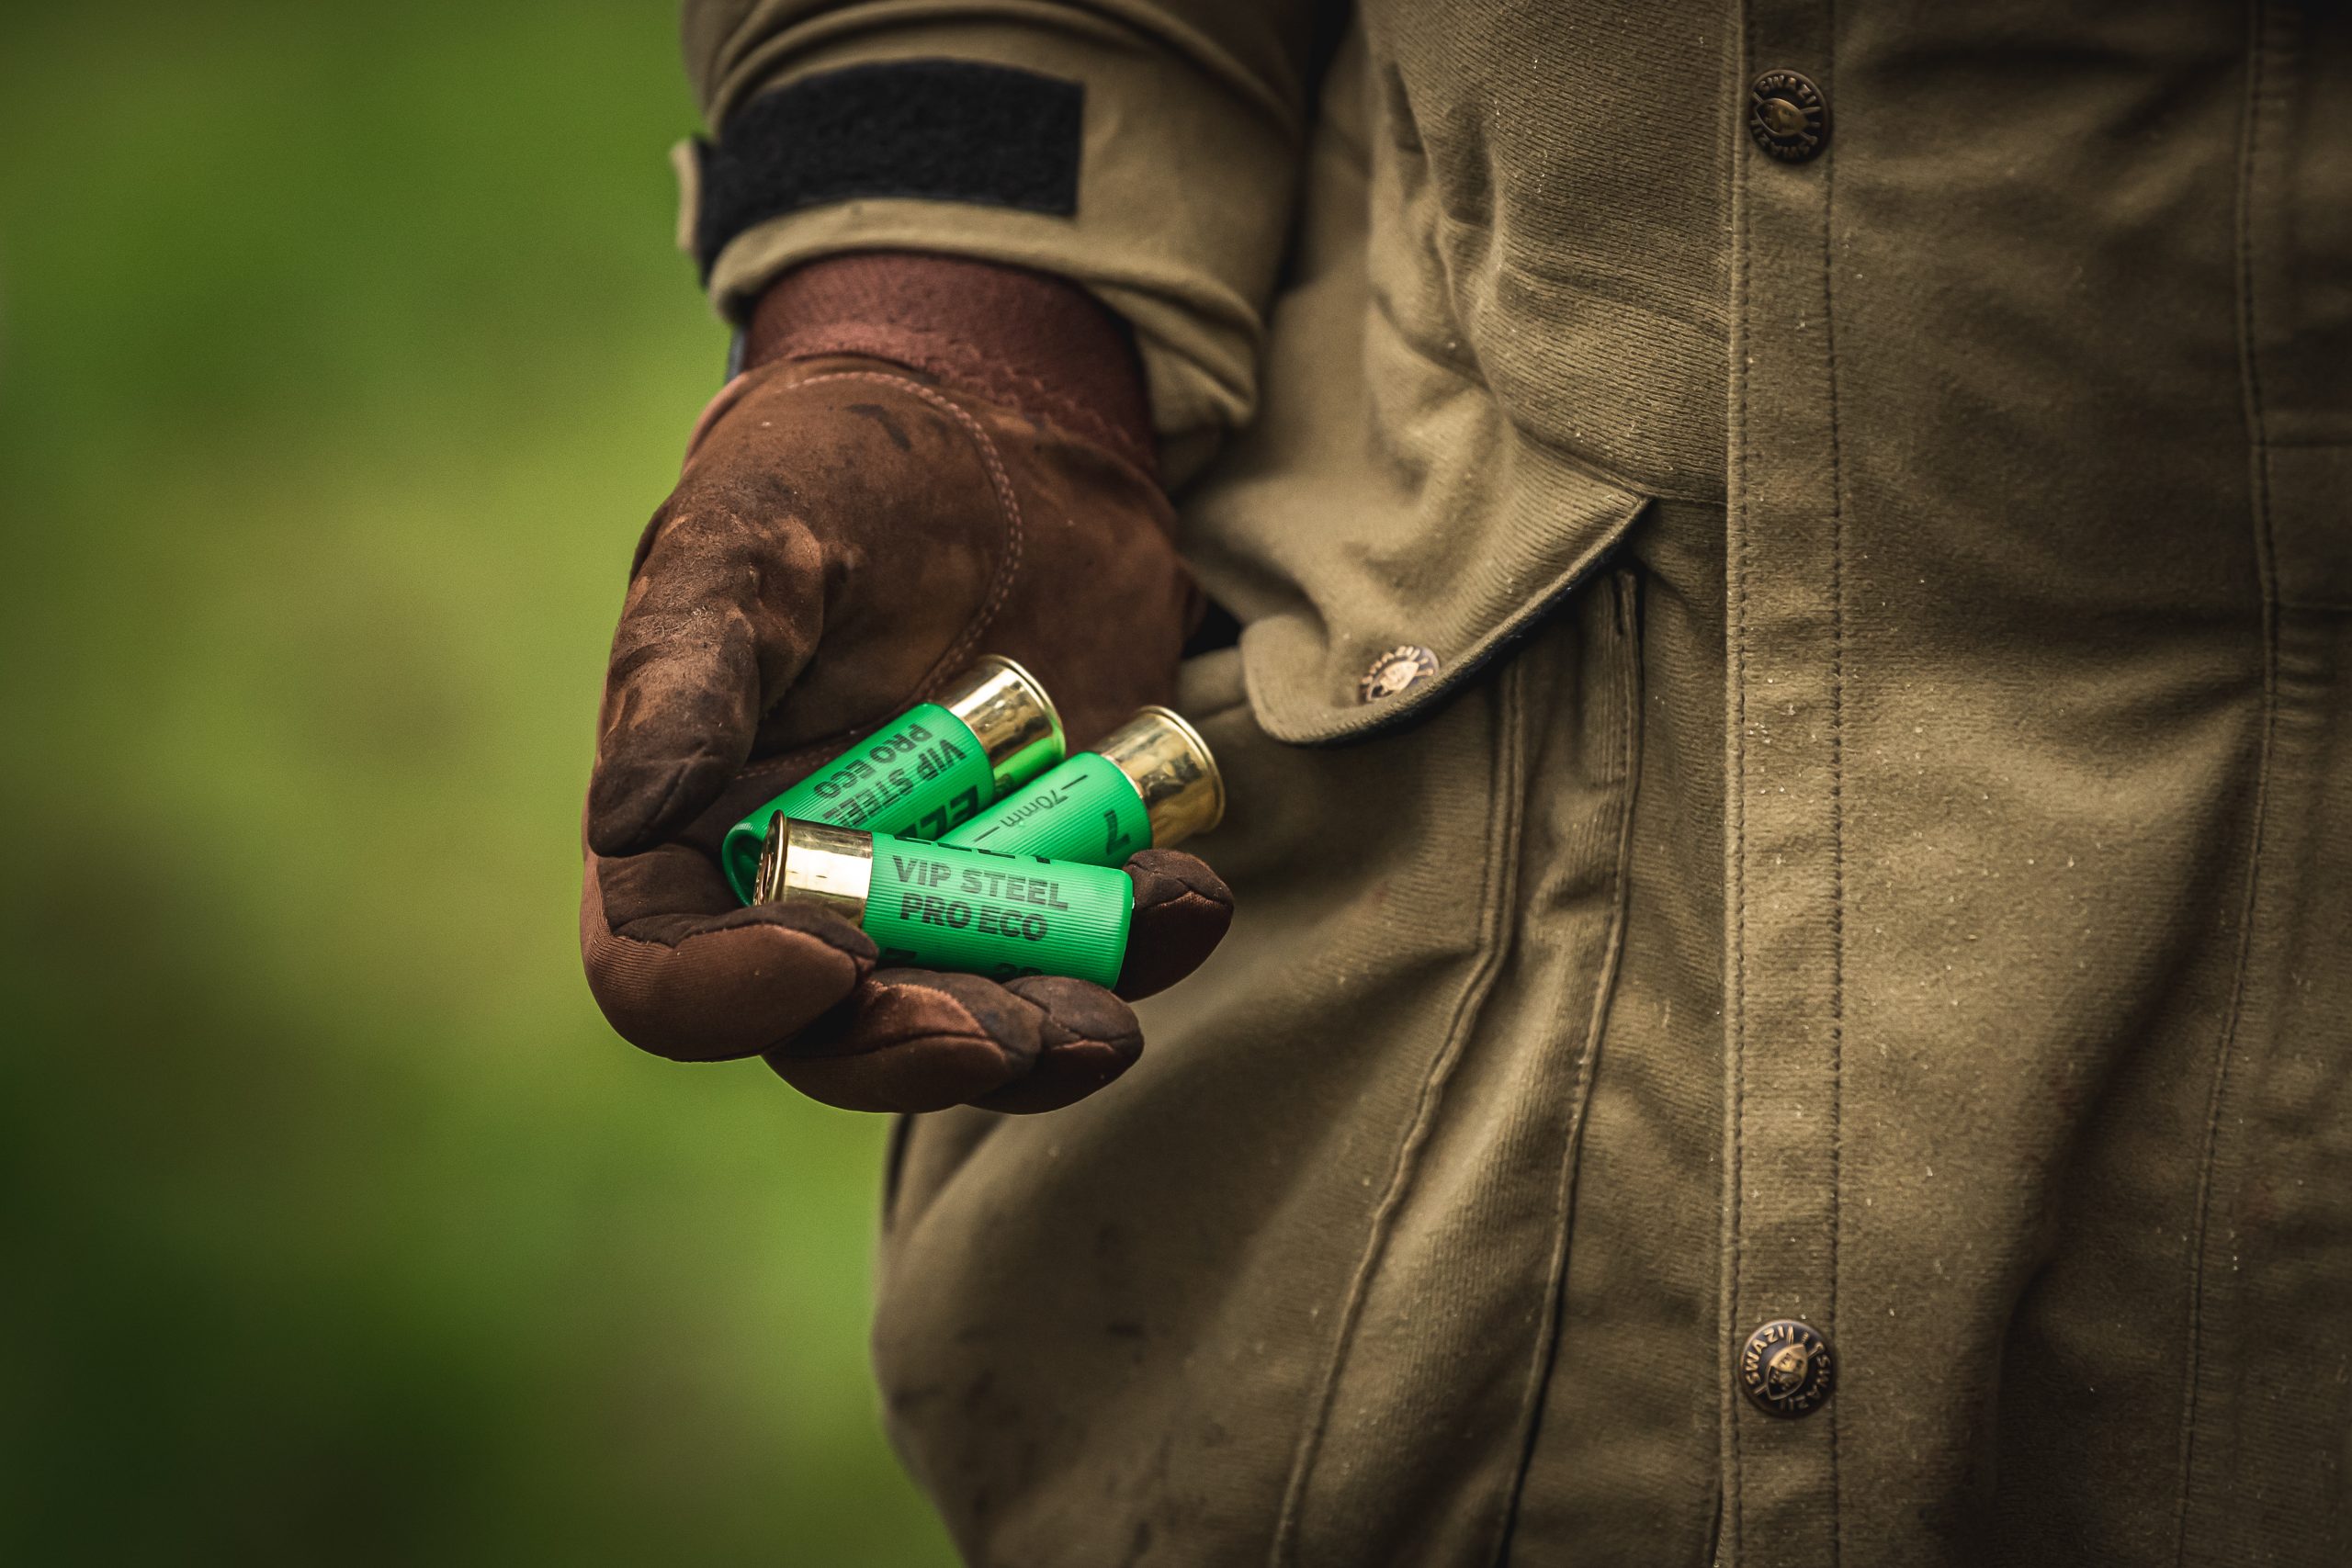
[0, 4, 956, 1562]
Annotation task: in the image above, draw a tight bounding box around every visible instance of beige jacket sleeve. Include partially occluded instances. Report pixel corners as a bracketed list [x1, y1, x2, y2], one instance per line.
[677, 1, 1333, 473]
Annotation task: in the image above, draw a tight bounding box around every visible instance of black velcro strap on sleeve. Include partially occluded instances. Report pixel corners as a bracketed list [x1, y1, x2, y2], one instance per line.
[693, 59, 1084, 279]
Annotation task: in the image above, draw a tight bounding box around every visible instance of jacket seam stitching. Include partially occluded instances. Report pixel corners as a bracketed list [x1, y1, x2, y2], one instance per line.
[1268, 658, 1531, 1566]
[1486, 571, 1648, 1565]
[1821, 16, 1848, 1557]
[2177, 4, 2283, 1558]
[1722, 2, 1757, 1551]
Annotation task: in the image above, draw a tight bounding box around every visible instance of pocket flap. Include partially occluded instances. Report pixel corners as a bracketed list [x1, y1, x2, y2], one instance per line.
[1228, 468, 1645, 745]
[1179, 305, 1650, 746]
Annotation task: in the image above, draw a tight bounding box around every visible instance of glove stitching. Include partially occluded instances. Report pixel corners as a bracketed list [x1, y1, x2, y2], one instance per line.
[684, 365, 1027, 748]
[789, 368, 1025, 689]
[681, 372, 754, 467]
[767, 322, 1155, 478]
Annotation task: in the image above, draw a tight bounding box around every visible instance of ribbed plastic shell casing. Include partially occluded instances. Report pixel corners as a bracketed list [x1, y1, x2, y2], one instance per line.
[861, 835, 1132, 987]
[719, 702, 997, 902]
[935, 751, 1152, 865]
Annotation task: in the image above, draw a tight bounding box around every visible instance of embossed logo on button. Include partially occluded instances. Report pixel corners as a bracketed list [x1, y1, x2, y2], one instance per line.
[1739, 1319, 1835, 1417]
[1747, 70, 1829, 163]
[1358, 644, 1440, 703]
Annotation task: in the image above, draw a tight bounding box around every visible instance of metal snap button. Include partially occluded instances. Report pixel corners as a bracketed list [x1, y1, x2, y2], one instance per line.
[1739, 1318, 1835, 1417]
[1358, 645, 1440, 703]
[1747, 70, 1829, 163]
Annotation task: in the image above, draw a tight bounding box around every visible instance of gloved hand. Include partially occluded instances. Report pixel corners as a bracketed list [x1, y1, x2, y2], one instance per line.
[581, 253, 1233, 1115]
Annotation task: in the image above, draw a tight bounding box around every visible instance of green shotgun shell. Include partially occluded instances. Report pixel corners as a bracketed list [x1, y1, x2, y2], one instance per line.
[720, 656, 1063, 903]
[756, 818, 1133, 987]
[935, 706, 1225, 866]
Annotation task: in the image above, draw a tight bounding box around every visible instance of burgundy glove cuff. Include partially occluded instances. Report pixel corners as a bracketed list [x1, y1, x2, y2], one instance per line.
[742, 250, 1158, 478]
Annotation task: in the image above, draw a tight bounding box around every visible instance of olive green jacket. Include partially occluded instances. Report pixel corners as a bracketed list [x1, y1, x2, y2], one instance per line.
[676, 3, 2352, 1563]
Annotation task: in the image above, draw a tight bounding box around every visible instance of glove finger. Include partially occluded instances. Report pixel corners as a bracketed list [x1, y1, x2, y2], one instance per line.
[971, 976, 1144, 1114]
[1114, 849, 1235, 1000]
[586, 507, 823, 856]
[582, 840, 874, 1061]
[764, 969, 1047, 1113]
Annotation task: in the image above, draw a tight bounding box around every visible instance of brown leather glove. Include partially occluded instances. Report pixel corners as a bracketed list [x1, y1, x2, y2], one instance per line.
[581, 254, 1232, 1115]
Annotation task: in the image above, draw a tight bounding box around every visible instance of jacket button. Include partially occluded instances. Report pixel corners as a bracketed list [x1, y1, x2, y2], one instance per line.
[1747, 70, 1829, 162]
[1359, 644, 1440, 703]
[1739, 1319, 1835, 1416]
